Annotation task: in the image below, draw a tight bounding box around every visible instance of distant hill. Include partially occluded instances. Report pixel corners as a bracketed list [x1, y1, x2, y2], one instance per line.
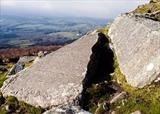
[0, 16, 110, 49]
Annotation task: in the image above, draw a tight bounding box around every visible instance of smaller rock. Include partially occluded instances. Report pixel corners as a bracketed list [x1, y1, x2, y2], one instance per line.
[5, 105, 9, 111]
[44, 51, 49, 56]
[38, 51, 44, 57]
[103, 102, 110, 111]
[43, 105, 91, 114]
[110, 72, 114, 76]
[108, 83, 120, 91]
[18, 56, 36, 63]
[7, 62, 24, 76]
[130, 110, 141, 114]
[2, 59, 9, 63]
[154, 77, 160, 83]
[14, 62, 24, 74]
[116, 106, 121, 109]
[111, 111, 116, 114]
[66, 108, 74, 114]
[16, 109, 21, 113]
[110, 92, 127, 104]
[78, 109, 92, 114]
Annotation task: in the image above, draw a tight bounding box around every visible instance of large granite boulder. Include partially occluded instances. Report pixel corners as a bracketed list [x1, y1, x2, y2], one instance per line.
[108, 14, 160, 88]
[1, 32, 98, 108]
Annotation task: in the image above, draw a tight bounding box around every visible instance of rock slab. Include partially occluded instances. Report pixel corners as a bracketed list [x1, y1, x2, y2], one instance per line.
[108, 14, 160, 88]
[1, 32, 98, 108]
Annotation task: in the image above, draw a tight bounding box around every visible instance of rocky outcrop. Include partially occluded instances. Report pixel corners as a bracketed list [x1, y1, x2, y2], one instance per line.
[1, 32, 98, 109]
[7, 62, 24, 76]
[108, 14, 160, 88]
[18, 56, 36, 63]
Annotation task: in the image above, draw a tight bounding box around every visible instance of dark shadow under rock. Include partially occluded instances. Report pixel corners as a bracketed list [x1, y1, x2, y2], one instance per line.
[79, 33, 116, 111]
[82, 33, 114, 89]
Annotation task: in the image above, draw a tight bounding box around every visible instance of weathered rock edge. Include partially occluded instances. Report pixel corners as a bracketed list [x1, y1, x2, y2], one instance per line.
[108, 14, 160, 88]
[1, 31, 98, 108]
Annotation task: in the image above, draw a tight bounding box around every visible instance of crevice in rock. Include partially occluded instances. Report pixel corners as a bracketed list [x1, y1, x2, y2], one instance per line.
[78, 32, 117, 111]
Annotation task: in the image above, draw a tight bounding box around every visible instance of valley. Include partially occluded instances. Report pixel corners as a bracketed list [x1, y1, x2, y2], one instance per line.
[0, 15, 109, 49]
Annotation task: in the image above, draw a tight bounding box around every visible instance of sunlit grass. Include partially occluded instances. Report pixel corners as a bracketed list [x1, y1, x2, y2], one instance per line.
[133, 2, 160, 21]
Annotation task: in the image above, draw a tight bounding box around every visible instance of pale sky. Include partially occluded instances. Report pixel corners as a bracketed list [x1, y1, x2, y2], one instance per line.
[1, 0, 149, 19]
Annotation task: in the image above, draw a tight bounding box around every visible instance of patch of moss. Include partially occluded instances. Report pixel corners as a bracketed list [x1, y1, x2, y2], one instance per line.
[4, 63, 14, 71]
[24, 61, 33, 68]
[133, 2, 160, 21]
[150, 0, 160, 3]
[86, 83, 110, 113]
[0, 63, 14, 87]
[96, 25, 112, 43]
[0, 73, 7, 88]
[134, 2, 160, 13]
[96, 26, 109, 36]
[113, 71, 160, 113]
[0, 95, 44, 114]
[115, 84, 160, 114]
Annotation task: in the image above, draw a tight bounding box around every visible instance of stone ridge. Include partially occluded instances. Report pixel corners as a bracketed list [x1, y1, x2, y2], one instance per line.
[108, 14, 160, 88]
[1, 32, 98, 108]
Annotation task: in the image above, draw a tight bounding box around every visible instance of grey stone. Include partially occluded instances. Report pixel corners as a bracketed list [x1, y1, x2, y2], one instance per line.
[43, 106, 91, 114]
[38, 51, 45, 57]
[7, 62, 24, 76]
[14, 63, 24, 73]
[108, 14, 160, 88]
[110, 92, 127, 104]
[111, 111, 116, 114]
[103, 102, 110, 111]
[130, 110, 141, 114]
[18, 56, 36, 63]
[44, 51, 49, 56]
[1, 32, 98, 108]
[77, 110, 92, 114]
[154, 76, 160, 82]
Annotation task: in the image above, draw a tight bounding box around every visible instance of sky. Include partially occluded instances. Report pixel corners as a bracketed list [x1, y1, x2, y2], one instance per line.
[1, 0, 149, 19]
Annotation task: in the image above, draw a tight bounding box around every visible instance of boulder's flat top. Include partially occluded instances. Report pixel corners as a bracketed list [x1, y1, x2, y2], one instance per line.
[109, 14, 160, 88]
[1, 32, 98, 108]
